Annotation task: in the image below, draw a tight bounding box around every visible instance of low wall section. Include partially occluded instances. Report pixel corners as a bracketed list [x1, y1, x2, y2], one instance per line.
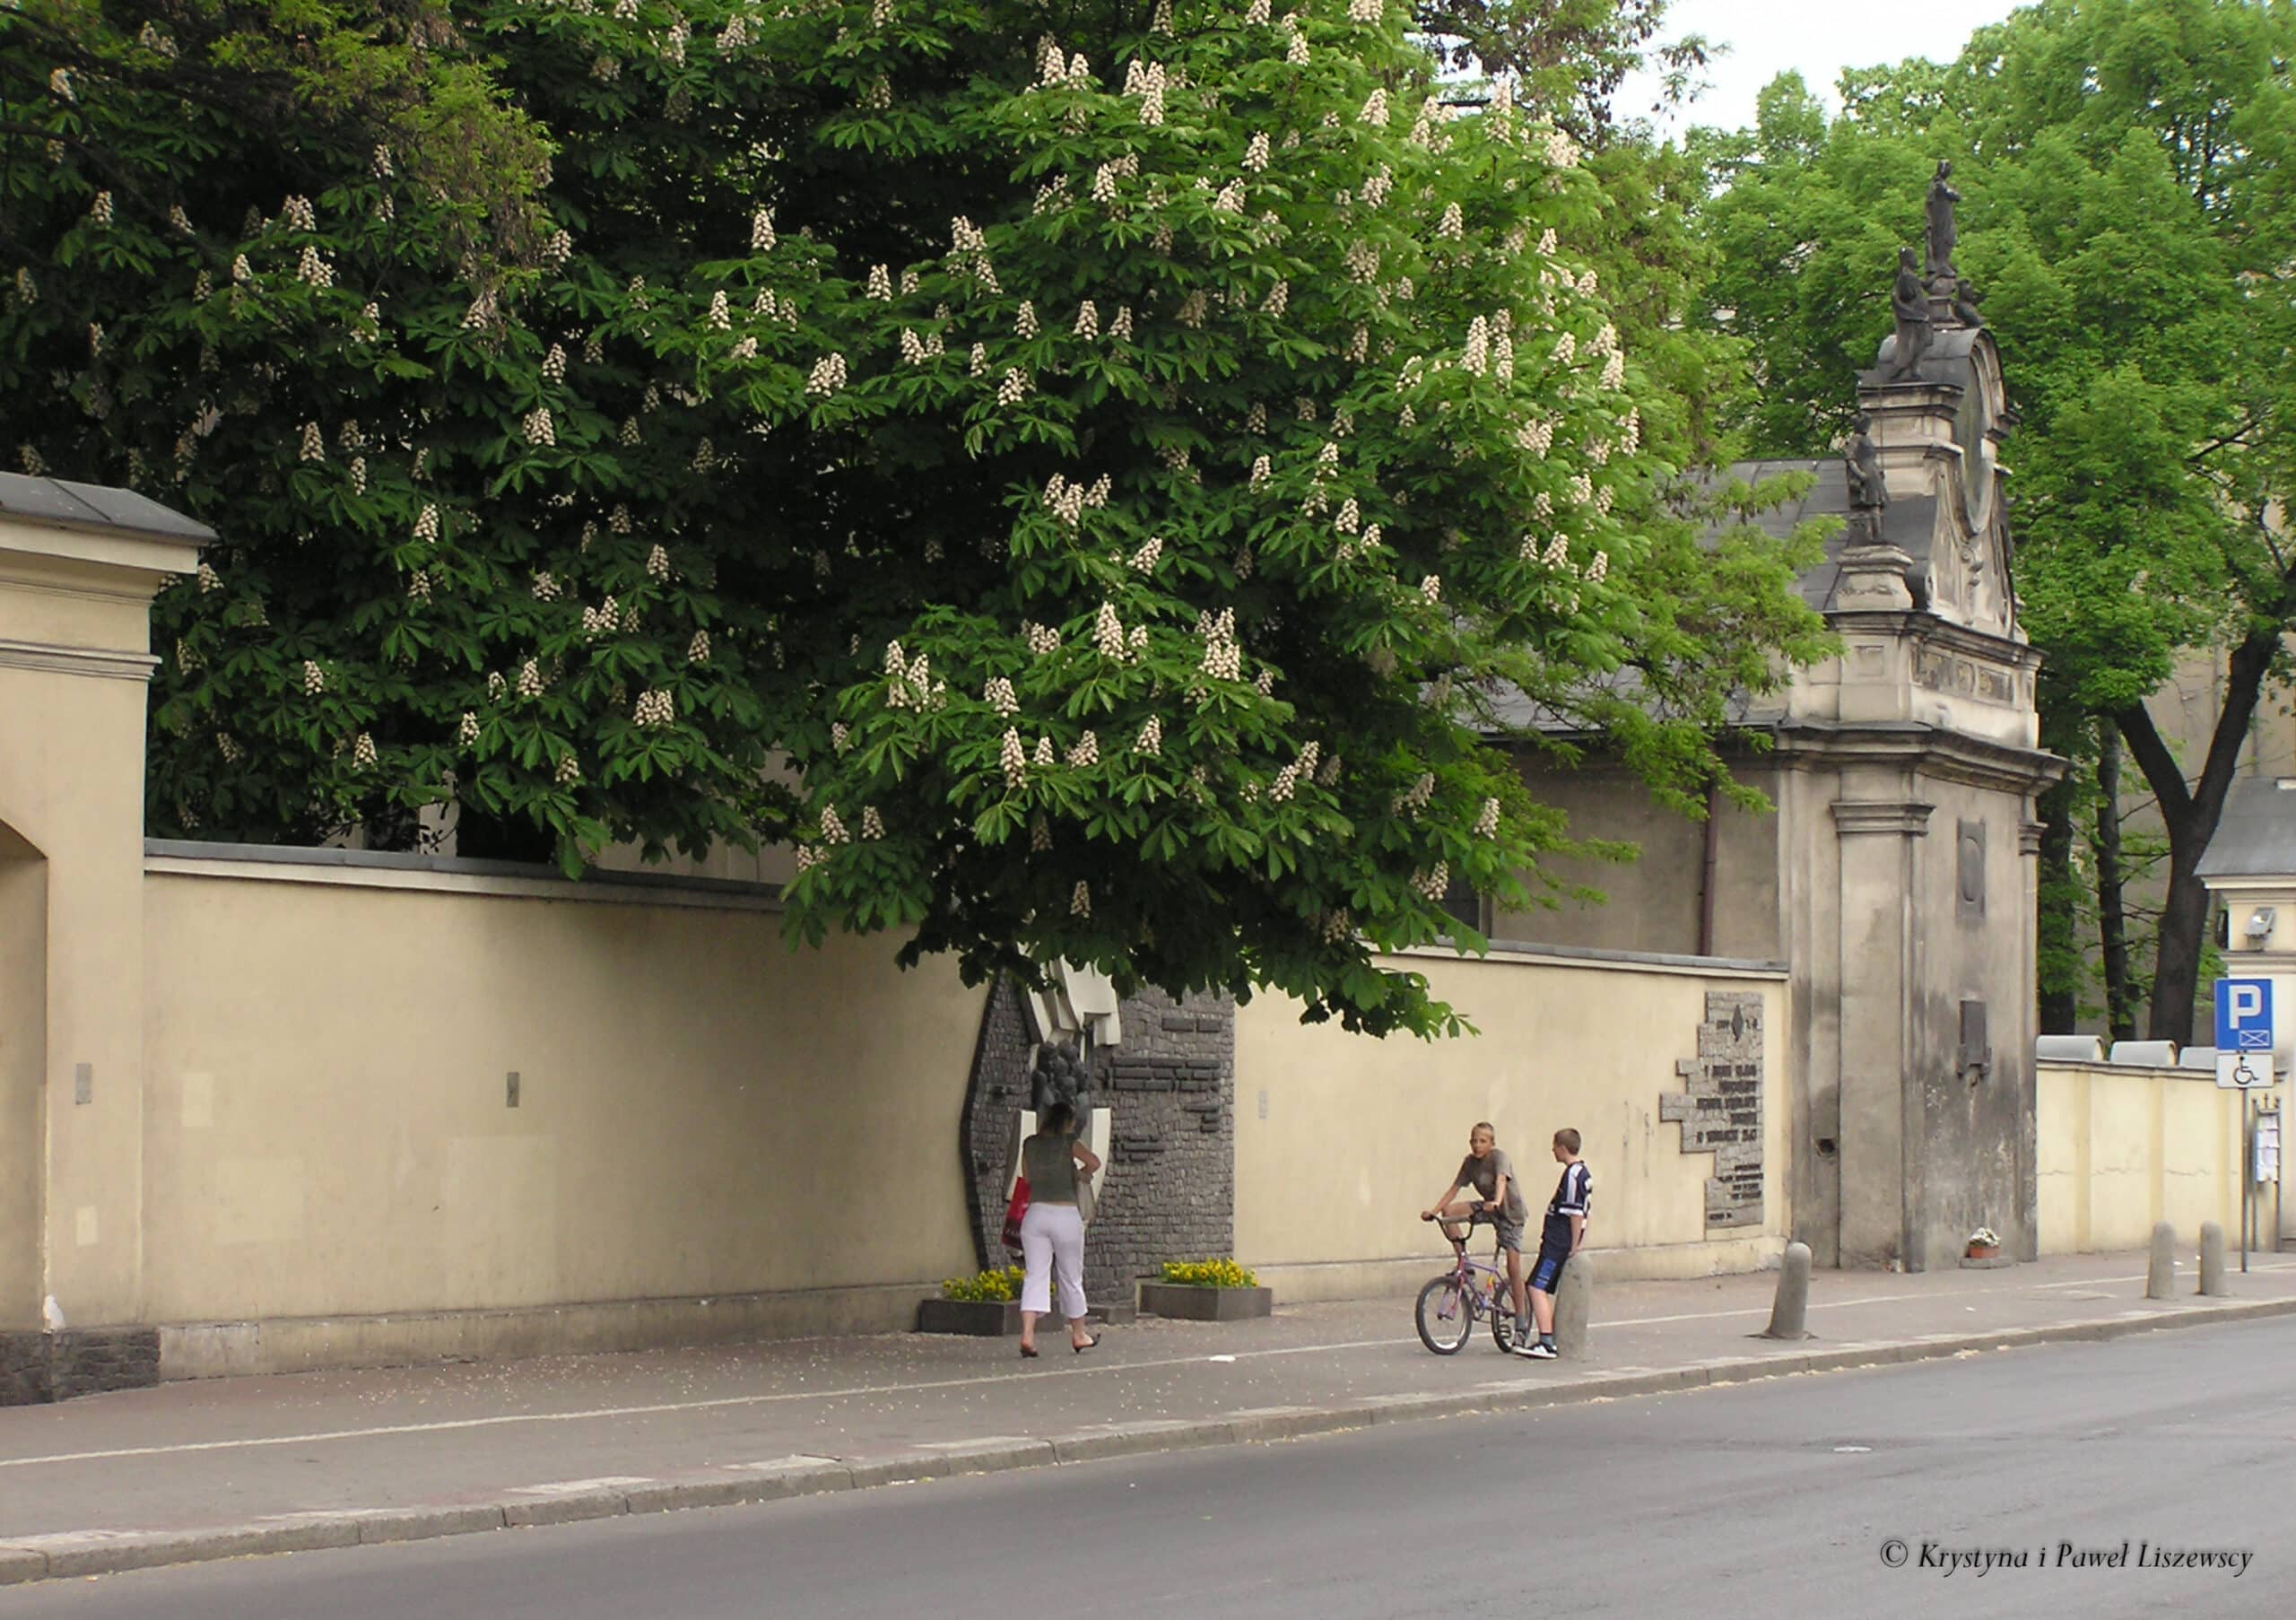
[1235, 946, 1792, 1300]
[138, 847, 985, 1375]
[2036, 1059, 2257, 1255]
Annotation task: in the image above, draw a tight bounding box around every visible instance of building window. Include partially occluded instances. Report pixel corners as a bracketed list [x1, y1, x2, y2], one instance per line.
[1439, 870, 1488, 937]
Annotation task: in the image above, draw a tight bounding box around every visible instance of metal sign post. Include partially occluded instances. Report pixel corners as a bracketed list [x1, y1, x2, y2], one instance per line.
[2215, 980, 2277, 1275]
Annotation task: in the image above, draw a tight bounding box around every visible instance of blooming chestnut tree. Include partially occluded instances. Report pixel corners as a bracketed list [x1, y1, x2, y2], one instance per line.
[2, 1, 1821, 1036]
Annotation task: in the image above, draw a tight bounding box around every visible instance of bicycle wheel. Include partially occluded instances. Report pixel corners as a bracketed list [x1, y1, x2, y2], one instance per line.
[1415, 1276, 1474, 1354]
[1492, 1305, 1518, 1355]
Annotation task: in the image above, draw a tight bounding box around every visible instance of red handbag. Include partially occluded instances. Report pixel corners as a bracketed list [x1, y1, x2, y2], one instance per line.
[1001, 1176, 1031, 1252]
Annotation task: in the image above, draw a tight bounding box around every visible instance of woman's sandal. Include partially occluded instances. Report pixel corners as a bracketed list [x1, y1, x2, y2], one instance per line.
[1071, 1336, 1100, 1354]
[1019, 1344, 1039, 1359]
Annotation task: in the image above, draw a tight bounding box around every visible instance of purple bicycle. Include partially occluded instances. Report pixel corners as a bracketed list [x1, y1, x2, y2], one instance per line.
[1414, 1212, 1521, 1355]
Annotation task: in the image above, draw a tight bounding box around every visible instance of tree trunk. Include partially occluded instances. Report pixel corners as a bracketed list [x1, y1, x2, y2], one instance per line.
[2036, 773, 2080, 1034]
[2116, 620, 2282, 1046]
[2093, 728, 2135, 1042]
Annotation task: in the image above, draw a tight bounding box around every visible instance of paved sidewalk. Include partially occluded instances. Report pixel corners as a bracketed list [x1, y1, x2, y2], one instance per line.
[3, 1250, 2292, 1584]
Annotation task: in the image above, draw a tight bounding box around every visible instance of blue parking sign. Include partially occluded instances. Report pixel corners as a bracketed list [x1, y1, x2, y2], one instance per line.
[2215, 978, 2274, 1053]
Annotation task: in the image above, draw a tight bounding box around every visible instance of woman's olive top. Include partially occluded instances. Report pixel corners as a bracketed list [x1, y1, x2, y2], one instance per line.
[1021, 1131, 1078, 1205]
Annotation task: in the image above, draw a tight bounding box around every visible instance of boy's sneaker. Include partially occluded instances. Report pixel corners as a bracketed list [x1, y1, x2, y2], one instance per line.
[1514, 1340, 1557, 1359]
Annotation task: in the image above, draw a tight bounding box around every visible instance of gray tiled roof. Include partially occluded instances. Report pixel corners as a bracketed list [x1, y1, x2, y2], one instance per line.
[0, 472, 214, 544]
[2196, 778, 2296, 879]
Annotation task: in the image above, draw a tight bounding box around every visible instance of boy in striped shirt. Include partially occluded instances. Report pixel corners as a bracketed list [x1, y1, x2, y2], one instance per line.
[1518, 1128, 1590, 1360]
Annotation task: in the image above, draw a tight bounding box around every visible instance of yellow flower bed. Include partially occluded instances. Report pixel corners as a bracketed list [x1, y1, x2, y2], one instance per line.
[939, 1265, 1025, 1302]
[1158, 1258, 1259, 1289]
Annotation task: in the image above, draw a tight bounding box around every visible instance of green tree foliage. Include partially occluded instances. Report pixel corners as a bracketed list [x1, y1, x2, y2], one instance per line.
[1690, 0, 2296, 1042]
[2, 0, 1822, 1035]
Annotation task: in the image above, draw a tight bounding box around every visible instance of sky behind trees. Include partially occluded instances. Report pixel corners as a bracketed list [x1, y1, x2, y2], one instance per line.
[1617, 0, 2023, 132]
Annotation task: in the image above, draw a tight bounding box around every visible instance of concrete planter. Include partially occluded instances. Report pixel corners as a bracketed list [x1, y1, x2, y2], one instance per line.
[915, 1299, 1022, 1337]
[1136, 1283, 1274, 1322]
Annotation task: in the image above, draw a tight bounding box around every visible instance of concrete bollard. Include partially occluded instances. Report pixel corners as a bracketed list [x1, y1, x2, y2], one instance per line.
[1759, 1241, 1815, 1339]
[1553, 1252, 1593, 1360]
[2199, 1222, 2228, 1296]
[2146, 1221, 2178, 1300]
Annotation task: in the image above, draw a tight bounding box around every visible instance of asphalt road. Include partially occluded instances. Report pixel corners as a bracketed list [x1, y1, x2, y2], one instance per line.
[14, 1318, 2292, 1619]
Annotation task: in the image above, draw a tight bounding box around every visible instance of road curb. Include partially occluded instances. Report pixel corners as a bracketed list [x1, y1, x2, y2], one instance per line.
[4, 1293, 2292, 1586]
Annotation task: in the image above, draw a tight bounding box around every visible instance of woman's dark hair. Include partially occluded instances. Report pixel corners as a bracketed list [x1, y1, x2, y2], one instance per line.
[1039, 1102, 1076, 1137]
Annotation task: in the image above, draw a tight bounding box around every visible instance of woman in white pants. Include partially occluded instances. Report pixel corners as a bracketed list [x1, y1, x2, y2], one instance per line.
[1017, 1102, 1101, 1357]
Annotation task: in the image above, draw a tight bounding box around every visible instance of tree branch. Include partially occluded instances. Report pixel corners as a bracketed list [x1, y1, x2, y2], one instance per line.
[2112, 701, 2194, 826]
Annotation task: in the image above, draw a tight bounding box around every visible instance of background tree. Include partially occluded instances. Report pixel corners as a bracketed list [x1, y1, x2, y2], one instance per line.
[1690, 0, 2296, 1043]
[3, 0, 1824, 1036]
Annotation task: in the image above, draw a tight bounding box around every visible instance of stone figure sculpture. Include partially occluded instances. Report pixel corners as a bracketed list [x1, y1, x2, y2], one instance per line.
[1844, 414, 1887, 513]
[1926, 160, 1961, 281]
[1030, 1038, 1091, 1128]
[1886, 247, 1931, 383]
[1951, 277, 1985, 329]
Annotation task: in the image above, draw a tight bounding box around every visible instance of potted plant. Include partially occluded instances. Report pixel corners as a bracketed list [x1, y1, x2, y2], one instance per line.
[1136, 1259, 1274, 1322]
[916, 1266, 1027, 1336]
[1965, 1226, 2002, 1262]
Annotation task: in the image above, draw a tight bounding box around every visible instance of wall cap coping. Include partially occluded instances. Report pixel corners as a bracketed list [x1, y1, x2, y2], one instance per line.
[144, 840, 784, 913]
[1390, 938, 1789, 980]
[2036, 1058, 2270, 1086]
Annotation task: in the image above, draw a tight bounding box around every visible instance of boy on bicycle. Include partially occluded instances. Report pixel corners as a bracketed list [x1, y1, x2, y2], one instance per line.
[1422, 1121, 1530, 1346]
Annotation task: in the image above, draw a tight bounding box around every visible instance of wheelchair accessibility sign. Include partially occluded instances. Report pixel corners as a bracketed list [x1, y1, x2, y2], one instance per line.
[2214, 978, 2275, 1089]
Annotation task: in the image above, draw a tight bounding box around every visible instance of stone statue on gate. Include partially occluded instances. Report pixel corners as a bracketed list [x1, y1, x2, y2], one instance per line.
[1844, 413, 1888, 516]
[1925, 160, 1961, 281]
[1950, 277, 1985, 329]
[1885, 248, 1932, 383]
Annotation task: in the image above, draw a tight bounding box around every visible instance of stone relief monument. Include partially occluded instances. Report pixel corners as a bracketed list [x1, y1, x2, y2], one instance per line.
[960, 967, 1233, 1305]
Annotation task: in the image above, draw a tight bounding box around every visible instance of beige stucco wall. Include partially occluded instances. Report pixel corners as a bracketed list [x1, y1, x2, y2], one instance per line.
[1491, 766, 1784, 961]
[2, 512, 201, 1331]
[2036, 1060, 2250, 1254]
[1234, 949, 1790, 1298]
[138, 862, 985, 1326]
